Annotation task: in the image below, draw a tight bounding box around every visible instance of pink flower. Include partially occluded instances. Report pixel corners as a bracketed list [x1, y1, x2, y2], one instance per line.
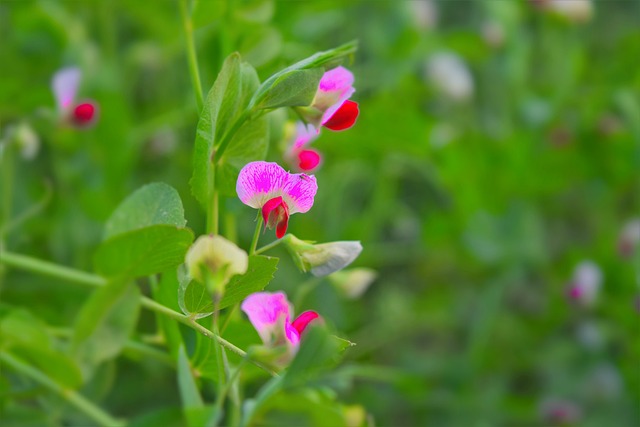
[51, 67, 98, 128]
[236, 161, 318, 238]
[566, 260, 602, 307]
[285, 122, 322, 172]
[241, 291, 320, 350]
[307, 66, 359, 131]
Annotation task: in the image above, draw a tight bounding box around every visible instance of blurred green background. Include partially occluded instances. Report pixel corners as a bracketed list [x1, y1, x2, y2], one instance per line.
[1, 0, 639, 426]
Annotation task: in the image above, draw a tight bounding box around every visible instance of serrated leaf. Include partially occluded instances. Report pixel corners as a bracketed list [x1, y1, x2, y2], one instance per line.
[254, 68, 324, 110]
[104, 182, 186, 239]
[94, 225, 194, 278]
[177, 255, 278, 318]
[72, 280, 141, 375]
[190, 54, 268, 204]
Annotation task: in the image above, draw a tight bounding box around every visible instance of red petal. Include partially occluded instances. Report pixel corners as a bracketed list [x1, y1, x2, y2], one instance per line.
[275, 211, 289, 239]
[72, 102, 97, 126]
[262, 196, 283, 227]
[291, 311, 320, 335]
[298, 149, 321, 171]
[324, 100, 359, 131]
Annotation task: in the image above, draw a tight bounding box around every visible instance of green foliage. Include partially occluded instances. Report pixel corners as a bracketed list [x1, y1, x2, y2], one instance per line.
[72, 280, 141, 376]
[94, 183, 194, 278]
[190, 53, 268, 202]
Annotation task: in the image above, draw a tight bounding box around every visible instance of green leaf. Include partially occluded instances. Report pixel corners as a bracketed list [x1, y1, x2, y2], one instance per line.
[253, 68, 324, 110]
[178, 265, 214, 319]
[177, 255, 278, 318]
[94, 225, 194, 278]
[221, 255, 278, 309]
[250, 41, 358, 109]
[72, 280, 141, 375]
[104, 182, 187, 239]
[177, 345, 204, 408]
[11, 346, 83, 389]
[1, 310, 83, 389]
[282, 326, 342, 388]
[154, 270, 185, 360]
[190, 53, 268, 204]
[0, 309, 51, 350]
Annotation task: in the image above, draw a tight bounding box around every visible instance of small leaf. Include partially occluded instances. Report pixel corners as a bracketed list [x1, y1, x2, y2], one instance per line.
[178, 265, 214, 319]
[104, 182, 187, 239]
[94, 225, 194, 278]
[253, 68, 324, 110]
[177, 255, 278, 318]
[72, 280, 141, 375]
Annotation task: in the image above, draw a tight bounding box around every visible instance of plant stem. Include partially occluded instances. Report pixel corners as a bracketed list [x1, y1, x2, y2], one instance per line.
[0, 251, 107, 287]
[0, 251, 278, 377]
[179, 0, 204, 111]
[249, 216, 264, 256]
[212, 189, 219, 235]
[0, 352, 124, 427]
[254, 237, 286, 255]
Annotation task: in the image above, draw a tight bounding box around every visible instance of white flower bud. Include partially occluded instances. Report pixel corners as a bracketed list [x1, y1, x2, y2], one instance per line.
[185, 235, 248, 289]
[285, 235, 363, 277]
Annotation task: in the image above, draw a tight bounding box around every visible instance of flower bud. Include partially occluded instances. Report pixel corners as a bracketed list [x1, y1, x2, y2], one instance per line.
[424, 52, 474, 102]
[185, 235, 248, 293]
[2, 122, 39, 160]
[285, 235, 363, 277]
[328, 268, 377, 299]
[545, 0, 593, 24]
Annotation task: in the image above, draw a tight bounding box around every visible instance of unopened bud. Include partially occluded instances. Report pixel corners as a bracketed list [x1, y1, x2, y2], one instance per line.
[185, 235, 248, 292]
[285, 235, 363, 277]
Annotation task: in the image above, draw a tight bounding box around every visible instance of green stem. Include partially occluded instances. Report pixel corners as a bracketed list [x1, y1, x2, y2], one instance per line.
[0, 251, 278, 377]
[0, 251, 107, 287]
[254, 237, 286, 255]
[0, 180, 52, 237]
[179, 0, 204, 111]
[1, 144, 15, 251]
[213, 354, 250, 427]
[0, 352, 124, 427]
[249, 216, 264, 256]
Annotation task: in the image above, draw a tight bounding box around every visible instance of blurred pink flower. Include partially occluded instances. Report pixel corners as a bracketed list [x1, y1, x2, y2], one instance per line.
[566, 260, 602, 307]
[51, 67, 98, 128]
[539, 399, 582, 425]
[241, 291, 320, 350]
[285, 122, 322, 172]
[236, 161, 318, 238]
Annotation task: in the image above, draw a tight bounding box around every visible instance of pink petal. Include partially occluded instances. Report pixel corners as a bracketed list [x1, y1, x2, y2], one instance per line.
[297, 149, 322, 171]
[291, 311, 320, 336]
[241, 292, 299, 346]
[72, 101, 98, 127]
[314, 66, 355, 123]
[292, 122, 319, 151]
[52, 67, 81, 111]
[281, 172, 318, 215]
[236, 161, 290, 209]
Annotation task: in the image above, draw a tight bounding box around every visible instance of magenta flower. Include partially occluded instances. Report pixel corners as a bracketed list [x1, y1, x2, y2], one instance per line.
[52, 67, 98, 128]
[236, 161, 318, 239]
[286, 122, 322, 172]
[309, 66, 359, 131]
[241, 291, 320, 350]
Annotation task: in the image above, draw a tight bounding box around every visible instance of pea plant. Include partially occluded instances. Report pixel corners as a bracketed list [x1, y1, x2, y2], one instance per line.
[0, 17, 370, 426]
